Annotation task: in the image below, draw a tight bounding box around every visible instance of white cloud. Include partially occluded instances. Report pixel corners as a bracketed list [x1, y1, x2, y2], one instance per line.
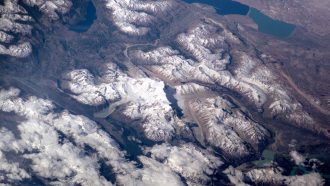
[117, 156, 184, 186]
[0, 87, 186, 185]
[145, 143, 223, 185]
[290, 151, 306, 165]
[0, 129, 30, 182]
[0, 87, 113, 185]
[287, 173, 324, 186]
[223, 166, 250, 186]
[224, 166, 325, 186]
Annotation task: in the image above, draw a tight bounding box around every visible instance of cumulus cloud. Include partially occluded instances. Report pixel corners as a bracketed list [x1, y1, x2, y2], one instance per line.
[0, 87, 185, 185]
[224, 166, 325, 186]
[145, 143, 223, 185]
[0, 87, 113, 185]
[117, 156, 184, 186]
[290, 151, 306, 165]
[223, 166, 250, 186]
[288, 173, 324, 186]
[0, 129, 30, 183]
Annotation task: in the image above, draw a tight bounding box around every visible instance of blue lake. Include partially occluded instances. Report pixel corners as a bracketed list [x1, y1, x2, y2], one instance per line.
[183, 0, 295, 38]
[248, 8, 295, 38]
[184, 0, 249, 15]
[69, 1, 97, 33]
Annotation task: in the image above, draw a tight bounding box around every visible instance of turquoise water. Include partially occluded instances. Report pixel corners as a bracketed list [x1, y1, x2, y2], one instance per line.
[183, 0, 249, 15]
[183, 0, 295, 38]
[248, 8, 295, 38]
[253, 149, 274, 166]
